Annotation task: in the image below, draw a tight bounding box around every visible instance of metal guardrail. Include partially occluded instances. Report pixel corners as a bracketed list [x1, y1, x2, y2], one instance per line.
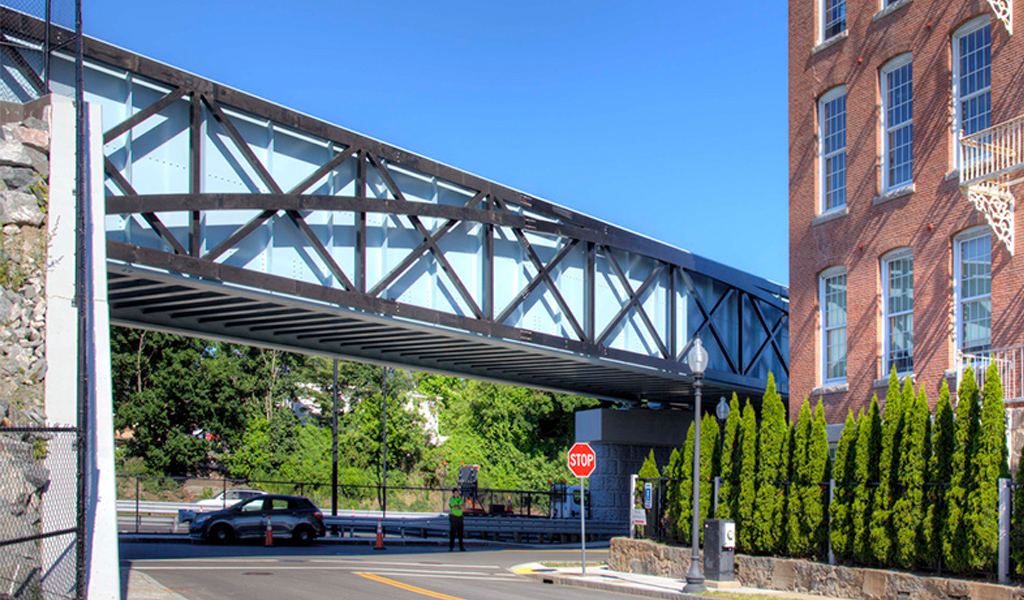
[116, 502, 626, 543]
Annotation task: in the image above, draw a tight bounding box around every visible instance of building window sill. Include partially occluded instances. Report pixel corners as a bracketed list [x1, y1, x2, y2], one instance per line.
[813, 31, 849, 55]
[872, 0, 913, 22]
[812, 383, 849, 396]
[873, 183, 915, 206]
[944, 170, 960, 182]
[873, 372, 915, 388]
[812, 206, 848, 226]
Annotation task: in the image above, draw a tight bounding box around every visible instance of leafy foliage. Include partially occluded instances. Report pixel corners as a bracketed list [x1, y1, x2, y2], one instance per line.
[752, 373, 787, 554]
[830, 409, 858, 559]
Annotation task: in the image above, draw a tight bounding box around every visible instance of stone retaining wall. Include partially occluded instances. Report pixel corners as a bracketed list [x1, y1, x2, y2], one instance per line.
[610, 537, 1024, 600]
[0, 97, 52, 599]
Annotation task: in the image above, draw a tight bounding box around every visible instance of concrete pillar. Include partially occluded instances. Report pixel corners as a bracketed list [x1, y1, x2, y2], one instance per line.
[42, 95, 119, 600]
[576, 408, 691, 525]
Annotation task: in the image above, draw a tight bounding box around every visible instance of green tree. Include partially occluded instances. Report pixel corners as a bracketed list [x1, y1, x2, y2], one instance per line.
[891, 385, 928, 568]
[665, 448, 686, 539]
[700, 412, 719, 542]
[752, 373, 787, 554]
[830, 409, 858, 559]
[923, 379, 954, 567]
[964, 363, 1006, 570]
[853, 395, 881, 563]
[805, 400, 830, 557]
[945, 367, 981, 572]
[870, 369, 906, 564]
[637, 449, 660, 537]
[736, 400, 758, 552]
[785, 399, 812, 556]
[678, 422, 696, 545]
[1013, 443, 1024, 574]
[718, 393, 742, 521]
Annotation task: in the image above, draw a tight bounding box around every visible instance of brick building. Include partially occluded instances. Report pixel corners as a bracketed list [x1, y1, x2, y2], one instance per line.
[788, 0, 1024, 425]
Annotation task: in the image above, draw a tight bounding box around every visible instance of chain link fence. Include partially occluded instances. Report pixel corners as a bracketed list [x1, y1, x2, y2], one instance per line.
[0, 2, 85, 598]
[116, 475, 567, 534]
[0, 428, 80, 599]
[0, 0, 76, 102]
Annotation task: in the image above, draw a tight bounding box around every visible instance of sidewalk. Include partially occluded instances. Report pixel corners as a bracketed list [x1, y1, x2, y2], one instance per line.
[512, 563, 855, 600]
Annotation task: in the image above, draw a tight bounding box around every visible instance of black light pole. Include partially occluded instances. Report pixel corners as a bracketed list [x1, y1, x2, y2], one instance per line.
[381, 367, 391, 518]
[331, 359, 339, 527]
[684, 339, 709, 594]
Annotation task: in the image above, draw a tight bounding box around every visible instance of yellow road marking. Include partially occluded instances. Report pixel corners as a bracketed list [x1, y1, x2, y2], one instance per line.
[356, 572, 468, 600]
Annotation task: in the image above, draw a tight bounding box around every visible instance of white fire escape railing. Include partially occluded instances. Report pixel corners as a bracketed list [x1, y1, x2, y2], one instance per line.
[959, 114, 1024, 255]
[959, 346, 1024, 402]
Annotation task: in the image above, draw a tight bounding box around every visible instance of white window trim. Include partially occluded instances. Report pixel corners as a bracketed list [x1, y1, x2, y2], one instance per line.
[880, 54, 914, 193]
[953, 226, 992, 354]
[819, 0, 847, 44]
[820, 266, 848, 385]
[881, 248, 913, 376]
[819, 86, 847, 215]
[952, 16, 992, 170]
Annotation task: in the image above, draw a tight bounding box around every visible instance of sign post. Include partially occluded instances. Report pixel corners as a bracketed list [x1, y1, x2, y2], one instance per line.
[567, 443, 596, 577]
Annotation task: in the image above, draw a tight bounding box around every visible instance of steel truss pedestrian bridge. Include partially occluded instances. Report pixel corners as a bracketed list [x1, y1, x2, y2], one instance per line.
[1, 11, 788, 406]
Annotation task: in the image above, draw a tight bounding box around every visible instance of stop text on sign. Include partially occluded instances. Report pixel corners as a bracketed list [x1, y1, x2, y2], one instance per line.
[567, 442, 597, 478]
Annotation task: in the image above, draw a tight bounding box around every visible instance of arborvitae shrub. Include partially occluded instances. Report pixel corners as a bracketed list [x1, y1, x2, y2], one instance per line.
[923, 379, 953, 568]
[853, 395, 881, 563]
[699, 412, 718, 543]
[752, 373, 787, 554]
[665, 448, 685, 540]
[637, 448, 660, 538]
[945, 367, 980, 572]
[737, 400, 757, 552]
[967, 363, 1005, 570]
[830, 409, 858, 559]
[786, 399, 812, 556]
[718, 393, 742, 521]
[678, 422, 695, 545]
[870, 369, 905, 564]
[891, 385, 928, 568]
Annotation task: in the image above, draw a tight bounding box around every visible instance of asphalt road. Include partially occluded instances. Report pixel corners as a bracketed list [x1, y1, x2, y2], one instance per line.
[120, 542, 625, 600]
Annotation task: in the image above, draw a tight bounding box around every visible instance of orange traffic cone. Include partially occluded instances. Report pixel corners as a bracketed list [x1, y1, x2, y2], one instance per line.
[374, 519, 386, 550]
[265, 516, 273, 547]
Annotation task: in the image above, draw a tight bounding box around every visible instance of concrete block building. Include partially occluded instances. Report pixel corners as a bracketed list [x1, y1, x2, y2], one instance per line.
[788, 0, 1024, 440]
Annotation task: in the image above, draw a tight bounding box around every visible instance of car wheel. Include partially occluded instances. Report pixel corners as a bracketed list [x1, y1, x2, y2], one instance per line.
[292, 525, 315, 546]
[209, 523, 233, 544]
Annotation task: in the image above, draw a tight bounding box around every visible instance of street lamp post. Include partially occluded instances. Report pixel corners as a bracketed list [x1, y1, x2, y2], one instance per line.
[382, 366, 391, 518]
[683, 339, 709, 594]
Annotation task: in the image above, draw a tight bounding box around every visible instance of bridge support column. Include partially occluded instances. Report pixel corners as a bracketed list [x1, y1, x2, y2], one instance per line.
[575, 408, 692, 525]
[42, 95, 119, 599]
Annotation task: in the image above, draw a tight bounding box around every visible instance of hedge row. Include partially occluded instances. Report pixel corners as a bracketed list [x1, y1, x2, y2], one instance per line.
[645, 364, 1009, 573]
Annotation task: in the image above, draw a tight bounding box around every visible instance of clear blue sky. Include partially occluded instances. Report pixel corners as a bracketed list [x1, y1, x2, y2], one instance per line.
[84, 0, 789, 285]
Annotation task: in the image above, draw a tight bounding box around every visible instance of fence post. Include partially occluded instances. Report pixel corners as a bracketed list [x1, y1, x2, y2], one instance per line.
[828, 479, 835, 565]
[713, 476, 721, 517]
[135, 477, 140, 534]
[629, 474, 637, 539]
[999, 478, 1010, 585]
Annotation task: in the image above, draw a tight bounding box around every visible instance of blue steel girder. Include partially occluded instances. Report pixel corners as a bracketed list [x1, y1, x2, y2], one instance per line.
[0, 12, 789, 404]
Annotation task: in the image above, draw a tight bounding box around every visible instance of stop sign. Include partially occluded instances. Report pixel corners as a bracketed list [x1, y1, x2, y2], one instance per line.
[567, 443, 597, 478]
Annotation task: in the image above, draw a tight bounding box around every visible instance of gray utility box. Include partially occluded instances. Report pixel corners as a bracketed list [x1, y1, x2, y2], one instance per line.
[703, 519, 735, 581]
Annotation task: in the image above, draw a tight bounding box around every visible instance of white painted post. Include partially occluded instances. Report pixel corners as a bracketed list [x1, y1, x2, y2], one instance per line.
[999, 478, 1010, 585]
[629, 474, 638, 539]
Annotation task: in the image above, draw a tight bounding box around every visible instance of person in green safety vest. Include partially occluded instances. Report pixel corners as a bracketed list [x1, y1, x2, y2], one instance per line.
[448, 487, 466, 551]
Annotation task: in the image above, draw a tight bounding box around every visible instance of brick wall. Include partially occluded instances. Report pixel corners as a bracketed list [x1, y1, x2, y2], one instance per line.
[788, 0, 1024, 423]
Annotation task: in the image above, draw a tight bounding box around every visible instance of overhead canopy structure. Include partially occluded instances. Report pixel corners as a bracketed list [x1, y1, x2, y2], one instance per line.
[0, 10, 788, 407]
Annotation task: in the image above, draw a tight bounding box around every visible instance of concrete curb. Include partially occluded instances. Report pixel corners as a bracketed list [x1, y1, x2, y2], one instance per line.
[520, 571, 695, 599]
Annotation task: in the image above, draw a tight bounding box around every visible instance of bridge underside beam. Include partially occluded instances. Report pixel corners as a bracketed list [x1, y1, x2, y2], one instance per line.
[107, 264, 753, 406]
